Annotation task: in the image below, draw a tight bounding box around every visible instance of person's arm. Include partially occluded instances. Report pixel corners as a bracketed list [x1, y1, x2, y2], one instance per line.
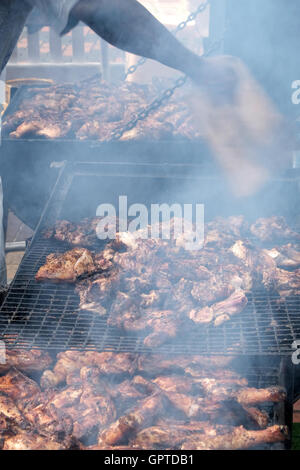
[70, 0, 203, 79]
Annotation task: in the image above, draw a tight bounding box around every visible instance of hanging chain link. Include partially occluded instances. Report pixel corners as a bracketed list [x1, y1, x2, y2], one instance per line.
[124, 0, 210, 80]
[111, 76, 188, 141]
[110, 32, 225, 142]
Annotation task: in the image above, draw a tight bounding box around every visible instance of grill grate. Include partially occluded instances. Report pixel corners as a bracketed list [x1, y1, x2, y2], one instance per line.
[0, 235, 299, 355]
[1, 161, 300, 355]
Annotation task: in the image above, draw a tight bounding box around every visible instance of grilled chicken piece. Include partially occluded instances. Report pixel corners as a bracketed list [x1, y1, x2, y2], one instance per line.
[133, 422, 230, 449]
[164, 260, 211, 283]
[140, 290, 162, 308]
[189, 290, 248, 326]
[98, 393, 165, 446]
[265, 245, 300, 270]
[190, 277, 234, 306]
[76, 120, 119, 141]
[35, 248, 109, 283]
[250, 216, 300, 243]
[153, 376, 200, 395]
[0, 349, 52, 374]
[48, 383, 116, 440]
[0, 369, 40, 405]
[41, 351, 137, 389]
[242, 406, 269, 429]
[9, 120, 71, 140]
[108, 285, 182, 347]
[41, 351, 86, 389]
[0, 413, 21, 442]
[204, 216, 248, 248]
[2, 432, 71, 450]
[230, 240, 277, 289]
[0, 395, 27, 427]
[9, 121, 47, 139]
[235, 386, 286, 405]
[181, 424, 289, 450]
[43, 217, 119, 247]
[123, 274, 153, 294]
[21, 392, 74, 440]
[157, 389, 268, 429]
[86, 352, 137, 376]
[273, 268, 300, 298]
[0, 371, 73, 441]
[108, 379, 146, 414]
[133, 310, 181, 348]
[184, 365, 247, 383]
[153, 374, 248, 395]
[198, 379, 286, 405]
[164, 391, 220, 419]
[76, 269, 120, 312]
[3, 110, 38, 134]
[130, 379, 265, 430]
[137, 355, 234, 376]
[2, 422, 81, 450]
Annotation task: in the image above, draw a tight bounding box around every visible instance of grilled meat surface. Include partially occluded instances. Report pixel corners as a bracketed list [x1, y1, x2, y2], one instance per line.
[35, 248, 111, 283]
[264, 244, 300, 270]
[3, 80, 203, 142]
[43, 217, 121, 247]
[274, 268, 300, 298]
[181, 424, 289, 450]
[189, 290, 248, 327]
[40, 351, 137, 389]
[39, 215, 300, 346]
[0, 350, 52, 374]
[250, 217, 300, 243]
[0, 349, 288, 450]
[98, 393, 165, 446]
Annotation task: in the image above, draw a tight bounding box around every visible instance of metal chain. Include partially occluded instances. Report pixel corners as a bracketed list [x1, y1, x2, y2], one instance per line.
[110, 32, 225, 142]
[111, 76, 188, 141]
[124, 0, 210, 80]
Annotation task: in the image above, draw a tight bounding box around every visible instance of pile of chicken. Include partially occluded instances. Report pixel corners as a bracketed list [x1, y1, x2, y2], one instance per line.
[3, 80, 202, 142]
[36, 215, 300, 348]
[0, 349, 289, 450]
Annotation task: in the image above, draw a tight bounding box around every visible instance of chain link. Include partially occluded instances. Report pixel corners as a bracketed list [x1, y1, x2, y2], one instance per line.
[111, 76, 188, 141]
[110, 31, 225, 142]
[123, 0, 210, 80]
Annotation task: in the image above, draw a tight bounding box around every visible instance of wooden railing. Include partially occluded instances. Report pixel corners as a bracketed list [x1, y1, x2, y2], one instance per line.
[6, 24, 124, 83]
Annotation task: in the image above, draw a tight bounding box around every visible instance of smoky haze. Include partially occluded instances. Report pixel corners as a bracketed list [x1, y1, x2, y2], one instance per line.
[0, 1, 298, 449]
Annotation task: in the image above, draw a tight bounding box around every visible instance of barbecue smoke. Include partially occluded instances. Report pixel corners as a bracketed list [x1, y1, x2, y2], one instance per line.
[2, 2, 298, 449]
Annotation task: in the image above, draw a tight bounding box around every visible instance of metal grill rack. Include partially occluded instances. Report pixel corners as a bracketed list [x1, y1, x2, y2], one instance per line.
[0, 161, 300, 355]
[0, 240, 298, 355]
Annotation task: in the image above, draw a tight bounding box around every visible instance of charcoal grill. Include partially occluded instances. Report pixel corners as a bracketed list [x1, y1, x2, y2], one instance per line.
[1, 84, 213, 165]
[1, 84, 217, 229]
[0, 160, 300, 356]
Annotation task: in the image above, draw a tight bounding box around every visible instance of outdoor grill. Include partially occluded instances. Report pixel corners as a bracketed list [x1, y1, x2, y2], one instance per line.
[1, 0, 300, 451]
[1, 160, 300, 356]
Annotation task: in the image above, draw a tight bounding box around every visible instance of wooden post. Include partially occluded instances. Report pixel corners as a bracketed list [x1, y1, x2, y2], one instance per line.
[100, 39, 109, 81]
[27, 27, 40, 62]
[50, 28, 62, 61]
[72, 27, 85, 61]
